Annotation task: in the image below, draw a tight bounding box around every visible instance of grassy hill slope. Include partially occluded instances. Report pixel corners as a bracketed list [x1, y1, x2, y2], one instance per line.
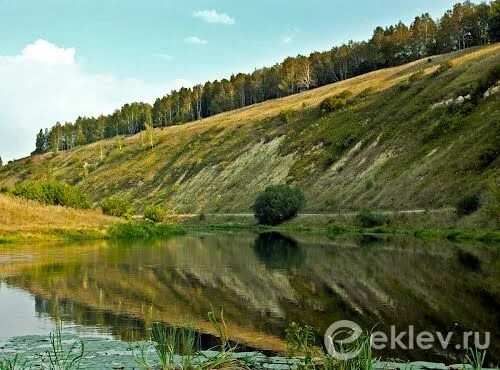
[0, 194, 119, 241]
[1, 45, 499, 215]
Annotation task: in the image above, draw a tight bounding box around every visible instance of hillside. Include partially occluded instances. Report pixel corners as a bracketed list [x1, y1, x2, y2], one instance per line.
[1, 45, 499, 214]
[0, 194, 119, 241]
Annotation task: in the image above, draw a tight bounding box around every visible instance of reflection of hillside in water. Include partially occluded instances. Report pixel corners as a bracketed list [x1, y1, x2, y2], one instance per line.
[0, 234, 499, 362]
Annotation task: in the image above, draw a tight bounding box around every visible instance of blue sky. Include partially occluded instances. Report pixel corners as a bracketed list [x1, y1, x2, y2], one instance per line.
[0, 0, 457, 161]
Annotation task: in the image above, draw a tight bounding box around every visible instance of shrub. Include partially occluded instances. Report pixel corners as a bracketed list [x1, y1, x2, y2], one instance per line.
[485, 177, 500, 223]
[324, 133, 359, 167]
[398, 80, 411, 91]
[455, 194, 481, 217]
[101, 196, 131, 217]
[358, 87, 374, 98]
[470, 64, 500, 103]
[253, 185, 305, 225]
[337, 90, 354, 99]
[109, 221, 186, 239]
[278, 110, 293, 124]
[12, 181, 91, 209]
[0, 185, 11, 194]
[476, 145, 500, 169]
[356, 210, 388, 228]
[320, 96, 347, 114]
[144, 205, 165, 223]
[436, 60, 453, 74]
[409, 70, 424, 83]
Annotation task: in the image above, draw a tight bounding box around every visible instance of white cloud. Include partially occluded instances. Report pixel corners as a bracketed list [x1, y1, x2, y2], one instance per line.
[0, 39, 187, 161]
[154, 53, 173, 61]
[193, 9, 234, 25]
[184, 36, 208, 45]
[20, 39, 76, 65]
[282, 36, 293, 44]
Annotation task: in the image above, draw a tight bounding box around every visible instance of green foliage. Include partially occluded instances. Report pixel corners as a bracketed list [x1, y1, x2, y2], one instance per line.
[465, 348, 486, 370]
[0, 354, 29, 370]
[409, 70, 424, 83]
[253, 185, 305, 225]
[320, 96, 347, 114]
[476, 144, 499, 169]
[101, 196, 131, 217]
[144, 205, 165, 223]
[337, 90, 354, 99]
[358, 87, 374, 98]
[285, 322, 319, 367]
[12, 181, 91, 209]
[485, 177, 500, 222]
[208, 307, 231, 353]
[436, 60, 453, 74]
[356, 210, 389, 228]
[279, 110, 293, 124]
[0, 185, 11, 194]
[108, 221, 186, 239]
[455, 194, 481, 217]
[421, 114, 458, 143]
[324, 133, 358, 166]
[470, 63, 500, 103]
[151, 323, 195, 369]
[47, 321, 85, 370]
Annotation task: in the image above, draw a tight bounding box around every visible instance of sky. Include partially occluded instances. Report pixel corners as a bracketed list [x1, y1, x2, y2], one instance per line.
[0, 0, 458, 162]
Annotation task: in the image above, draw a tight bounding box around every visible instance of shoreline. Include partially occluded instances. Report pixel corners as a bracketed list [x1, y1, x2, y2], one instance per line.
[1, 221, 499, 245]
[1, 218, 499, 245]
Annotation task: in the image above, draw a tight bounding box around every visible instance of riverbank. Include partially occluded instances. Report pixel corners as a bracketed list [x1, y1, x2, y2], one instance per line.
[0, 334, 494, 370]
[1, 194, 498, 244]
[0, 194, 120, 243]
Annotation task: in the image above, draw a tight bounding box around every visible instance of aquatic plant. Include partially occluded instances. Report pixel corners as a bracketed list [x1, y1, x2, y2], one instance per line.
[285, 322, 377, 370]
[464, 348, 487, 370]
[46, 321, 85, 370]
[208, 307, 231, 353]
[285, 322, 321, 367]
[132, 342, 153, 370]
[0, 354, 30, 370]
[151, 323, 196, 369]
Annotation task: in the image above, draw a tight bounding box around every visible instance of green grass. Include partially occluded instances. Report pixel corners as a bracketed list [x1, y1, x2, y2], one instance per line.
[108, 221, 187, 239]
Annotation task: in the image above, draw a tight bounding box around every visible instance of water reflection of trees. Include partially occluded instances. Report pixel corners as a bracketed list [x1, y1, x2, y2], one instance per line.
[0, 235, 499, 362]
[253, 232, 304, 270]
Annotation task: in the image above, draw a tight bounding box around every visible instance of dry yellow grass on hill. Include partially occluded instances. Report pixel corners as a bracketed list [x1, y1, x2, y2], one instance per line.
[0, 194, 120, 242]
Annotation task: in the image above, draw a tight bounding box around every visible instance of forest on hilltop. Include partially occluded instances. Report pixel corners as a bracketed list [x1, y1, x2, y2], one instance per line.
[31, 0, 500, 157]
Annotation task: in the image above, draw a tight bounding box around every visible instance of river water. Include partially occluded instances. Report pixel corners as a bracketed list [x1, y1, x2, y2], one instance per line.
[0, 232, 498, 364]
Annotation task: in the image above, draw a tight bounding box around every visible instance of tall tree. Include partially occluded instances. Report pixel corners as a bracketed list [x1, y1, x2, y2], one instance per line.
[33, 1, 495, 157]
[490, 0, 500, 42]
[34, 129, 47, 154]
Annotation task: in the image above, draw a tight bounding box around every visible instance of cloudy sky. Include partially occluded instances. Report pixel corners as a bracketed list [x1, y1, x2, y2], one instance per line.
[0, 0, 455, 161]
